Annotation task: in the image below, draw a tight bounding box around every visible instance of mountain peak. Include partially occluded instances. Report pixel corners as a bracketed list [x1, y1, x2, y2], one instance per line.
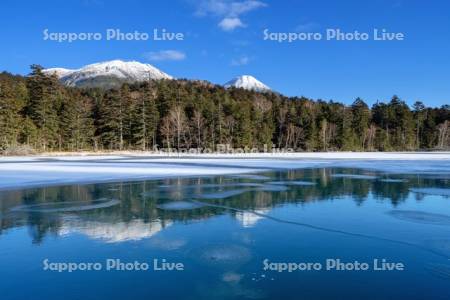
[43, 59, 172, 88]
[224, 75, 270, 92]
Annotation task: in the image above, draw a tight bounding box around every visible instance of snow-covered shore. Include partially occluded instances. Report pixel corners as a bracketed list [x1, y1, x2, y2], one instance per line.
[0, 152, 448, 190]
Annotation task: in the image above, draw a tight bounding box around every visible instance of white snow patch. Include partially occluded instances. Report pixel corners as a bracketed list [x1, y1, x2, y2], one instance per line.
[0, 152, 448, 190]
[43, 67, 74, 78]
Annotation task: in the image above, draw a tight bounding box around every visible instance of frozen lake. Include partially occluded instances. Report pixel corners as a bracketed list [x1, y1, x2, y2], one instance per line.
[0, 152, 449, 190]
[0, 153, 449, 299]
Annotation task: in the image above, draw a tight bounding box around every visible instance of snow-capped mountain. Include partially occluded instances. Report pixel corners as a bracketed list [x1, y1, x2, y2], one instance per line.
[43, 60, 172, 88]
[44, 60, 272, 92]
[224, 75, 271, 92]
[43, 67, 74, 78]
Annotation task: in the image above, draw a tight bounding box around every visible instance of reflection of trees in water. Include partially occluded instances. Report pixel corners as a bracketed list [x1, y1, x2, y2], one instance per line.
[27, 214, 63, 244]
[371, 180, 411, 206]
[1, 184, 108, 243]
[0, 168, 447, 243]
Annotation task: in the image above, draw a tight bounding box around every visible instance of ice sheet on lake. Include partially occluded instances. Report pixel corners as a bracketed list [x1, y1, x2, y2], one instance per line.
[331, 174, 378, 180]
[266, 180, 316, 186]
[196, 189, 250, 199]
[10, 198, 120, 213]
[379, 179, 408, 183]
[158, 183, 263, 189]
[228, 174, 272, 180]
[256, 185, 289, 192]
[157, 201, 205, 210]
[409, 188, 450, 197]
[0, 153, 448, 190]
[387, 210, 450, 226]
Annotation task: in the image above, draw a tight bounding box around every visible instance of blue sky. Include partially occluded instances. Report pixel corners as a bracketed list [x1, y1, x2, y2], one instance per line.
[1, 0, 449, 107]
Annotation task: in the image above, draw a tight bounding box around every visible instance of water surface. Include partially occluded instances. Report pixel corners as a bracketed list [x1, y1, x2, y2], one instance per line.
[0, 168, 449, 299]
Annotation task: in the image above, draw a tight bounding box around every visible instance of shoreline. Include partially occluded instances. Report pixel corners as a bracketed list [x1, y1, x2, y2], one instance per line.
[1, 151, 450, 160]
[0, 152, 449, 192]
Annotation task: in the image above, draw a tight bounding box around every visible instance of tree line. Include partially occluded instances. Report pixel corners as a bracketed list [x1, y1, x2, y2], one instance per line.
[0, 65, 448, 153]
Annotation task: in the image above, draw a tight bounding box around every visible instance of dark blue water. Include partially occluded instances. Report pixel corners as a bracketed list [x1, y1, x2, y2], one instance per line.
[0, 168, 449, 299]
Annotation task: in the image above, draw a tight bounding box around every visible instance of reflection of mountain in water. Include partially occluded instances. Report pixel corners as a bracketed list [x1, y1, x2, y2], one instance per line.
[0, 168, 448, 244]
[59, 218, 172, 243]
[235, 208, 271, 228]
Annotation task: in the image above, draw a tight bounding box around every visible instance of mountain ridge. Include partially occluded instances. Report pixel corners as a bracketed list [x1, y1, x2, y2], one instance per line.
[44, 60, 172, 89]
[43, 60, 271, 92]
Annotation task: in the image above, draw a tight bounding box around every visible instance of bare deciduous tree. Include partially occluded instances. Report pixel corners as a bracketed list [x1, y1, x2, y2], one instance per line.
[437, 120, 449, 149]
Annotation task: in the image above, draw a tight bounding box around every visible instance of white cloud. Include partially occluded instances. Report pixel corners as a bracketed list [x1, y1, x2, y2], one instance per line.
[193, 0, 267, 31]
[219, 17, 245, 31]
[144, 50, 186, 61]
[231, 55, 250, 66]
[194, 0, 228, 16]
[227, 0, 266, 16]
[195, 0, 266, 17]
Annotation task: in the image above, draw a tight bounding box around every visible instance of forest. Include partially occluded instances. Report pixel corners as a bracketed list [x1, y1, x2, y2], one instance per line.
[0, 65, 449, 153]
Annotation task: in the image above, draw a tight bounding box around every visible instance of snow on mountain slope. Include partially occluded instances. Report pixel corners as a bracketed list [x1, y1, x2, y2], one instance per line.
[224, 75, 271, 92]
[43, 68, 74, 78]
[43, 61, 272, 91]
[44, 60, 172, 88]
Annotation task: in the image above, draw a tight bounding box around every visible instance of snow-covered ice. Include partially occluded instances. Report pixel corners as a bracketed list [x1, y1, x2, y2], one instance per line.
[0, 152, 448, 190]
